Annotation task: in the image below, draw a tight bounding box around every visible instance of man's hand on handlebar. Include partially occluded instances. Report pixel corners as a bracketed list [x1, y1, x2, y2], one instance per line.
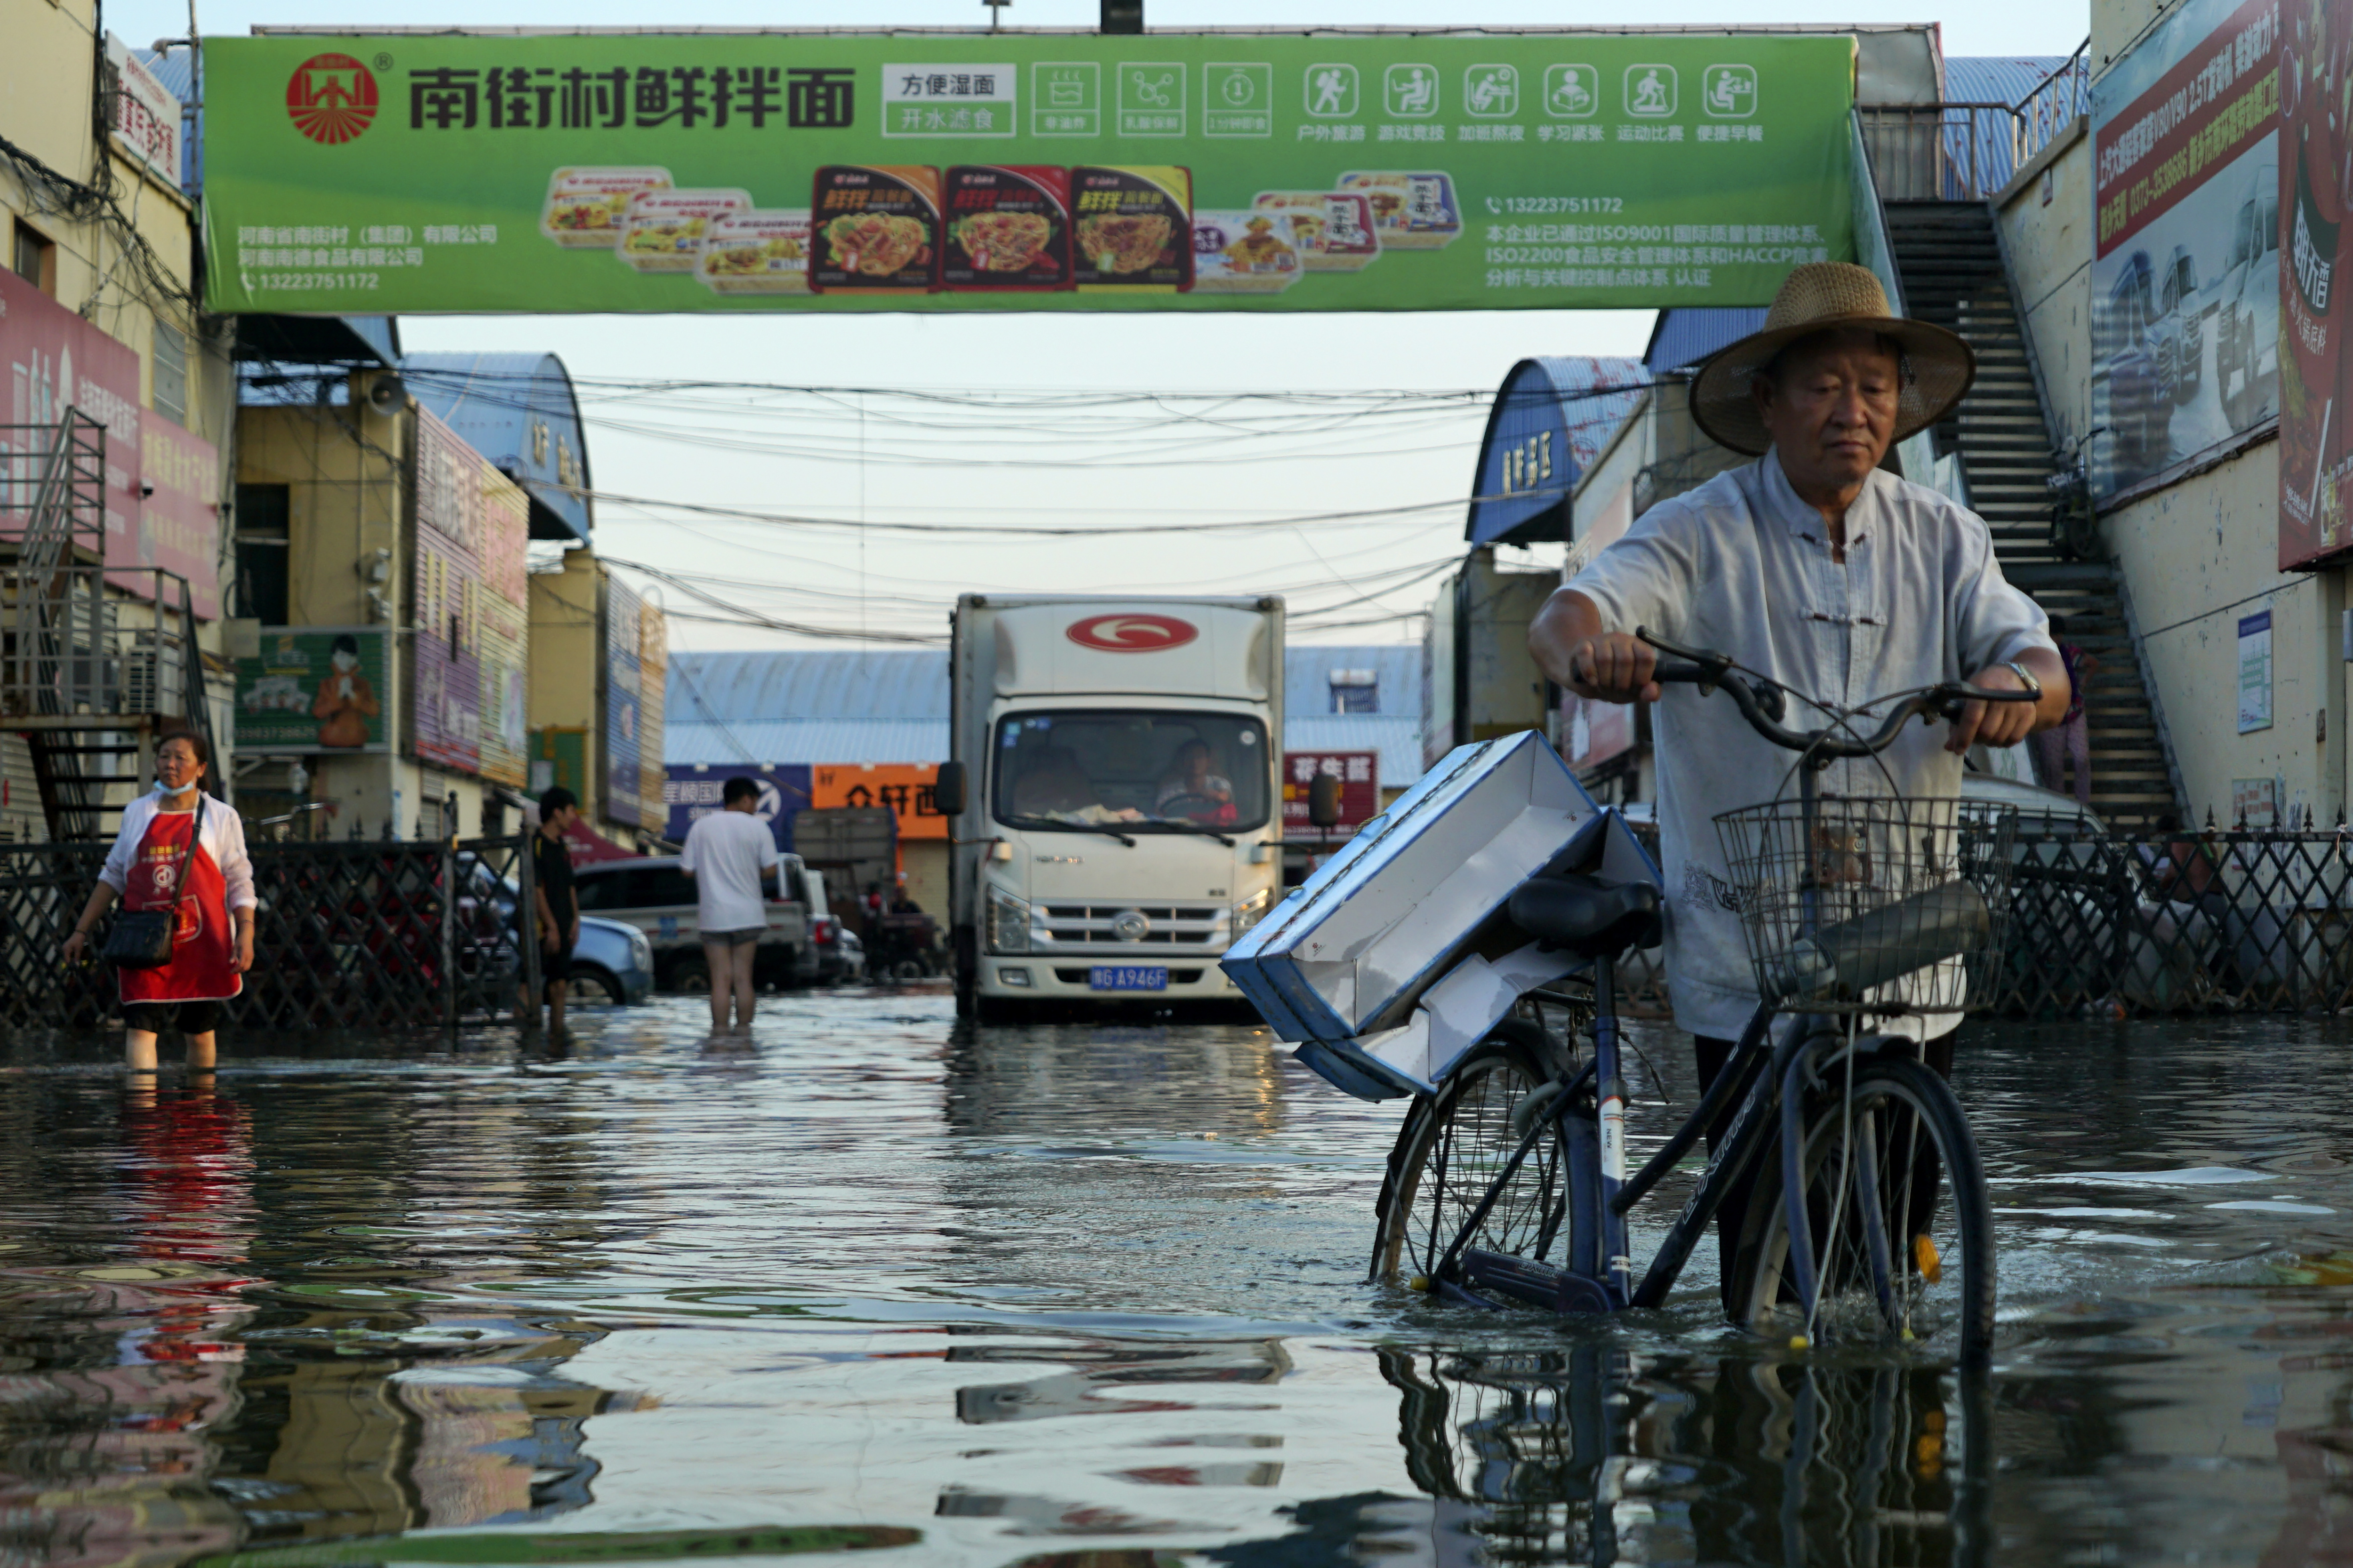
[1565, 632, 1661, 705]
[1947, 662, 2041, 754]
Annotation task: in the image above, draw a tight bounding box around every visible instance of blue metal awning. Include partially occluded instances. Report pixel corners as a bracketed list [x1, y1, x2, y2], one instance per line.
[401, 352, 594, 544]
[1465, 357, 1646, 546]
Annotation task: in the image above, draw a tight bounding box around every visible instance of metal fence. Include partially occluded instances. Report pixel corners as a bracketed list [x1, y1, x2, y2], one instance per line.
[1617, 821, 2353, 1019]
[1994, 826, 2353, 1018]
[0, 833, 541, 1032]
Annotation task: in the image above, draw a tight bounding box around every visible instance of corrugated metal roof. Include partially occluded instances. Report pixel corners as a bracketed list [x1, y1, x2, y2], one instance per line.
[668, 714, 1429, 786]
[1645, 308, 1768, 376]
[1284, 645, 1423, 716]
[1945, 56, 2075, 109]
[1284, 716, 1424, 788]
[401, 353, 594, 543]
[669, 650, 950, 724]
[667, 646, 1432, 786]
[666, 719, 949, 767]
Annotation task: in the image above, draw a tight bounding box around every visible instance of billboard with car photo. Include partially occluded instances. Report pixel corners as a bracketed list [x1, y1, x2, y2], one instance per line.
[2090, 0, 2280, 502]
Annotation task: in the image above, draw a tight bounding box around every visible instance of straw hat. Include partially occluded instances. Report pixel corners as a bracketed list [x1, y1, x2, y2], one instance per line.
[1689, 262, 1976, 456]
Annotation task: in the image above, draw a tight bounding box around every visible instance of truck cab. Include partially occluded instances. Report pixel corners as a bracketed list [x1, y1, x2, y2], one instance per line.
[943, 595, 1285, 1018]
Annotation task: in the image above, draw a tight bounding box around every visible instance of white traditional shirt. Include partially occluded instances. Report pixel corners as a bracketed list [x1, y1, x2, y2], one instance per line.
[1568, 449, 2057, 1039]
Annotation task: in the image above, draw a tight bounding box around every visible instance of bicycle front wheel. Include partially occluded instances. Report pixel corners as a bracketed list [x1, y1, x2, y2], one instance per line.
[1372, 1023, 1574, 1288]
[1729, 1055, 1995, 1368]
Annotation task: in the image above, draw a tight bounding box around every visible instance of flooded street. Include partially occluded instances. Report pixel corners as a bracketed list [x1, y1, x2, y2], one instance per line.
[6, 993, 2353, 1567]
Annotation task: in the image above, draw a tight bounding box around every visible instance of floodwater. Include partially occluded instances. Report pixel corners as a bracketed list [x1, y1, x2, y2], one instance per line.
[5, 994, 2353, 1567]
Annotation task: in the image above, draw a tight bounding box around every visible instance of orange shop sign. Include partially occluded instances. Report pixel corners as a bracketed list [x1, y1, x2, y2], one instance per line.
[810, 763, 947, 839]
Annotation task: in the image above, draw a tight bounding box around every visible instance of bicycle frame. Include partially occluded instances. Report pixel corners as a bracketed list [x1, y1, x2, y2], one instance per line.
[1432, 686, 1985, 1324]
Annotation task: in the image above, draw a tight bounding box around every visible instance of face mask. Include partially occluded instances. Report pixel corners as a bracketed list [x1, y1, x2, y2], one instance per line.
[331, 650, 359, 672]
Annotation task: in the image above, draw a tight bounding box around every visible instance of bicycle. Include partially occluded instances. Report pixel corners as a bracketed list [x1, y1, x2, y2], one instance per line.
[1368, 629, 2037, 1369]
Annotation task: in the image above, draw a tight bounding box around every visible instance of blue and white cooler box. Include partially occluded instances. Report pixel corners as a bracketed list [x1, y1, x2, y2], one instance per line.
[1222, 730, 1659, 1101]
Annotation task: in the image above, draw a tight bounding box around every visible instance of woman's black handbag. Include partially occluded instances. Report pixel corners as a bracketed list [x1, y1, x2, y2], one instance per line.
[101, 798, 201, 970]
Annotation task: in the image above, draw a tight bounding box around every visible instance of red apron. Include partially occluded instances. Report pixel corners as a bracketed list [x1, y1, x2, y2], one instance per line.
[118, 807, 241, 1004]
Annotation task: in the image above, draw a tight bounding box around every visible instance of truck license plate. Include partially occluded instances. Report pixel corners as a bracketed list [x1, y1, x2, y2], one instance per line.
[1090, 965, 1168, 992]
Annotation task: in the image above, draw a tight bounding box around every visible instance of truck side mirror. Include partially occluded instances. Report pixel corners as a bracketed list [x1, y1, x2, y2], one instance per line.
[1307, 773, 1344, 830]
[934, 760, 967, 817]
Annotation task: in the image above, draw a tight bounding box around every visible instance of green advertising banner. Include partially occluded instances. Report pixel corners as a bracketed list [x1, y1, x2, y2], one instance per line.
[235, 627, 391, 755]
[202, 31, 1855, 314]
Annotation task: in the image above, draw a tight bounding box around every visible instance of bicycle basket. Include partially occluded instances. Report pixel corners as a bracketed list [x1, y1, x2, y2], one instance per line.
[1713, 796, 2018, 1014]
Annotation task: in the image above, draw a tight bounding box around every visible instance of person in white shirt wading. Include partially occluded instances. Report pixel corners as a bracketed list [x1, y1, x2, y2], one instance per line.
[680, 776, 780, 1036]
[1527, 262, 2073, 1316]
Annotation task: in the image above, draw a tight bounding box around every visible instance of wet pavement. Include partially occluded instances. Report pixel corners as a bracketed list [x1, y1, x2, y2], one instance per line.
[5, 990, 2353, 1566]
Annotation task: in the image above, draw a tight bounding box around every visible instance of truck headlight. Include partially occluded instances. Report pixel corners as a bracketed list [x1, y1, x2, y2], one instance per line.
[629, 927, 652, 968]
[986, 885, 1032, 954]
[1230, 888, 1274, 939]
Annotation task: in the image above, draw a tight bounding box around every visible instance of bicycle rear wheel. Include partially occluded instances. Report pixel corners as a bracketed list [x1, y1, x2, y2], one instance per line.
[1729, 1054, 1994, 1368]
[1372, 1022, 1581, 1293]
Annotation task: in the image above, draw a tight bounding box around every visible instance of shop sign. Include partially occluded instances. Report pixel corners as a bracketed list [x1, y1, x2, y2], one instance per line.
[410, 404, 529, 784]
[201, 32, 1855, 316]
[2237, 607, 2273, 732]
[234, 626, 392, 753]
[810, 762, 948, 839]
[664, 762, 810, 849]
[0, 266, 221, 617]
[1282, 749, 1377, 839]
[107, 35, 185, 188]
[2089, 0, 2280, 505]
[602, 575, 645, 826]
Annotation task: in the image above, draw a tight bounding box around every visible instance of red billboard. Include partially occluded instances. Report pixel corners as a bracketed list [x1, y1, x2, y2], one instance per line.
[0, 266, 221, 617]
[1282, 750, 1378, 840]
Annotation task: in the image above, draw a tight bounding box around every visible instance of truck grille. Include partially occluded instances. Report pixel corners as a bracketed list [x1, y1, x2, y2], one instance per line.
[1040, 904, 1224, 946]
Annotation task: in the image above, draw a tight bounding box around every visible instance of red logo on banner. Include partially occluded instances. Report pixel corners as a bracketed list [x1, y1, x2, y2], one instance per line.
[287, 54, 379, 145]
[1066, 614, 1199, 652]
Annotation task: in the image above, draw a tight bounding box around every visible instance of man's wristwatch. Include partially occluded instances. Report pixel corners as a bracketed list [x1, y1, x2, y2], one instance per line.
[2003, 660, 2044, 698]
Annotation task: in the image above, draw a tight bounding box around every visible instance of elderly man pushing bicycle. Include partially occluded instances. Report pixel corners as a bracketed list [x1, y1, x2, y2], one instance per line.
[1528, 262, 2071, 1306]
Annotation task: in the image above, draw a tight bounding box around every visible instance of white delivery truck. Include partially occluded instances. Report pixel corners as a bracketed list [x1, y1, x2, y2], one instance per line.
[937, 594, 1286, 1019]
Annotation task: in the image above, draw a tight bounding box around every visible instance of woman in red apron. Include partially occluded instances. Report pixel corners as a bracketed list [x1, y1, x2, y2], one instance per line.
[60, 732, 256, 1073]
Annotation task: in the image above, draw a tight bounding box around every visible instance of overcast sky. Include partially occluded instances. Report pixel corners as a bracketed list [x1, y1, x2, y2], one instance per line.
[133, 0, 2092, 649]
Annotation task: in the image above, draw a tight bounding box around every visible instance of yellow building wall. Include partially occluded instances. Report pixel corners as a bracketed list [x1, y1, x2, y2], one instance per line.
[529, 548, 603, 815]
[0, 0, 232, 493]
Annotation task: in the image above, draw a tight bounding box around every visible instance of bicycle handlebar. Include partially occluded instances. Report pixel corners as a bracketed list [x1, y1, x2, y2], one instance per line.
[1634, 626, 2038, 760]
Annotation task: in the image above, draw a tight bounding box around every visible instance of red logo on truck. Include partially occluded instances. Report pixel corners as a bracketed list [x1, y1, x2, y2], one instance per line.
[1067, 614, 1199, 652]
[287, 54, 379, 145]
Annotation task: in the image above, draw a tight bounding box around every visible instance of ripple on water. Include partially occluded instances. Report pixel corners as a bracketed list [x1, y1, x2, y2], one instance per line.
[2, 1002, 2353, 1563]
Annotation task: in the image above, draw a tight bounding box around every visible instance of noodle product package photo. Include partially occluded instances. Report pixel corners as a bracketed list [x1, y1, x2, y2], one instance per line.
[1251, 191, 1382, 272]
[541, 167, 673, 250]
[1336, 171, 1462, 250]
[696, 209, 813, 295]
[810, 166, 943, 294]
[617, 188, 752, 273]
[1071, 166, 1193, 293]
[943, 166, 1071, 292]
[1191, 210, 1304, 295]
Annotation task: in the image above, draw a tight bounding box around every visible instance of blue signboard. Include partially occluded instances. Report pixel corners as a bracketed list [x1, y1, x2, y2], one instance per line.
[1465, 356, 1647, 546]
[664, 762, 812, 852]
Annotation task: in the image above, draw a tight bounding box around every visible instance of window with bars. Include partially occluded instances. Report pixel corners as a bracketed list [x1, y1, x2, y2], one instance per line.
[152, 319, 188, 427]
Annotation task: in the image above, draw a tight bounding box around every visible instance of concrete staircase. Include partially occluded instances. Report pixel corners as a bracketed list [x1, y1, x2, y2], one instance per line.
[1883, 202, 2180, 831]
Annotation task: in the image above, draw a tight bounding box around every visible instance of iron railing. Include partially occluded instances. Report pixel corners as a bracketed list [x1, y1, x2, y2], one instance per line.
[1859, 49, 2092, 204]
[0, 833, 541, 1032]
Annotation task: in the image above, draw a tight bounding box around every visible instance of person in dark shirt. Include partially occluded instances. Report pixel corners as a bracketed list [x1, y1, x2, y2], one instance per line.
[528, 786, 581, 1032]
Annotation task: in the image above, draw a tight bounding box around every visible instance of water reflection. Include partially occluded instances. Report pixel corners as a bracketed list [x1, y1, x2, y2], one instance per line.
[1229, 1346, 1999, 1568]
[12, 1001, 2353, 1567]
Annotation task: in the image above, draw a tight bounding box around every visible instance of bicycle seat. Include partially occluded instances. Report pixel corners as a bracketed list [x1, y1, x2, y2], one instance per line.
[1508, 873, 1663, 959]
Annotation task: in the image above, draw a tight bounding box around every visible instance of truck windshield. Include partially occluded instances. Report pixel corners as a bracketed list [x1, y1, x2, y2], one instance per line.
[992, 710, 1270, 833]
